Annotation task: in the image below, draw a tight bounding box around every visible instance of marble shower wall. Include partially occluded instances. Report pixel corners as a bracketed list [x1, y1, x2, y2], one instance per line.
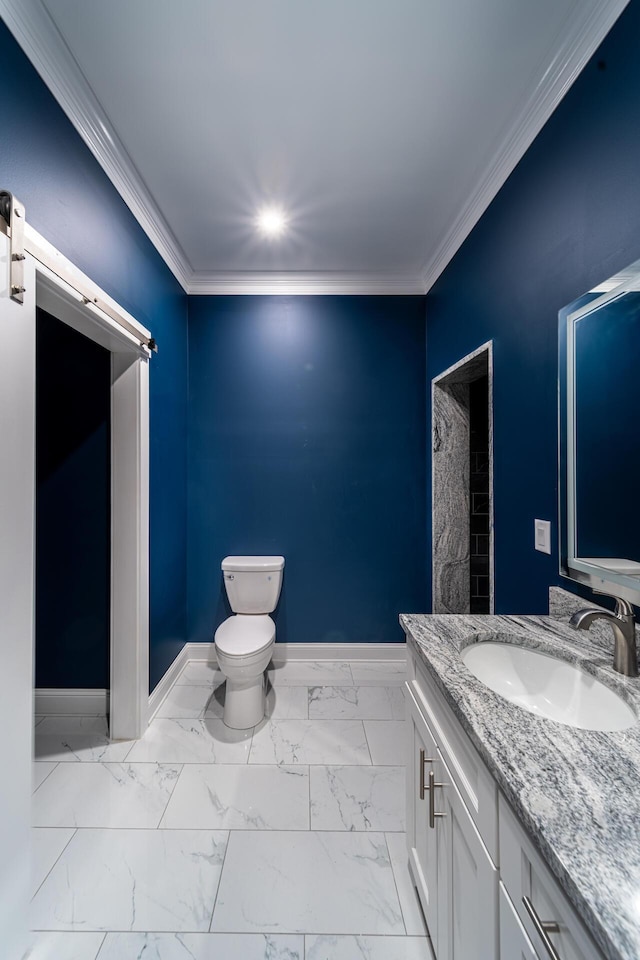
[432, 343, 494, 614]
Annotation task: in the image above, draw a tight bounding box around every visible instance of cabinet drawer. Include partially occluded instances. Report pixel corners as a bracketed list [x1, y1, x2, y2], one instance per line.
[499, 794, 603, 960]
[500, 883, 540, 960]
[407, 651, 498, 861]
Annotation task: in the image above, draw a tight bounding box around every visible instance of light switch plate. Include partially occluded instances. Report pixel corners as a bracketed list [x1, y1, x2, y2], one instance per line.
[534, 519, 551, 555]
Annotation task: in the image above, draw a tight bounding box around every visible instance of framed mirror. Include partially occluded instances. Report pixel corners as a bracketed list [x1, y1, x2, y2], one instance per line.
[559, 258, 640, 604]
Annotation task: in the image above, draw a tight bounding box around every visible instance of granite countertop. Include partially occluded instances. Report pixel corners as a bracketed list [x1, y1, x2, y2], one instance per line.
[400, 602, 640, 960]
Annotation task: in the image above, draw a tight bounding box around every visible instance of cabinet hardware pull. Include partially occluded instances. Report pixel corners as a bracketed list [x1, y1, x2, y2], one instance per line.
[419, 748, 437, 799]
[428, 768, 446, 828]
[522, 896, 561, 960]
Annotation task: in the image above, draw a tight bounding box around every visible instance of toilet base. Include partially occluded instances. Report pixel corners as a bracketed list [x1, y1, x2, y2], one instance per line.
[223, 673, 266, 729]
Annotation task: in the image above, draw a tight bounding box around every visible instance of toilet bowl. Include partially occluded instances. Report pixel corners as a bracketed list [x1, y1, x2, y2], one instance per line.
[214, 615, 275, 728]
[214, 555, 284, 729]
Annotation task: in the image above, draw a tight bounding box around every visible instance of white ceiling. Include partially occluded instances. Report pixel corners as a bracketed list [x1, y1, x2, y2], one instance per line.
[1, 0, 629, 292]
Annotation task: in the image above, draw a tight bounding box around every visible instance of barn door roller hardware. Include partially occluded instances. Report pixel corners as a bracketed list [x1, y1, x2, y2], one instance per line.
[0, 188, 157, 352]
[0, 190, 26, 304]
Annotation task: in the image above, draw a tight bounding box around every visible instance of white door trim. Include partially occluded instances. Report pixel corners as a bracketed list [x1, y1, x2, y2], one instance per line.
[110, 351, 149, 739]
[34, 247, 150, 741]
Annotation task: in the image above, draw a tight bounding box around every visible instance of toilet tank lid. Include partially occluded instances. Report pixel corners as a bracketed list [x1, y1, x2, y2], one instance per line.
[221, 555, 285, 572]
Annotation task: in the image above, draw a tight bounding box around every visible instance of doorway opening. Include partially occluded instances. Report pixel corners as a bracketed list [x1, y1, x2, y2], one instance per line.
[35, 308, 111, 722]
[432, 342, 494, 614]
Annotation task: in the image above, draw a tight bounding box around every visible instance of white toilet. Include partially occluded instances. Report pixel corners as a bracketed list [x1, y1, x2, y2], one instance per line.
[214, 555, 285, 729]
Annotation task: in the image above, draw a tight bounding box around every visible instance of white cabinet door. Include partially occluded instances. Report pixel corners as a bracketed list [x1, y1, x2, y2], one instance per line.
[407, 688, 439, 941]
[500, 884, 541, 960]
[499, 795, 604, 960]
[436, 760, 499, 960]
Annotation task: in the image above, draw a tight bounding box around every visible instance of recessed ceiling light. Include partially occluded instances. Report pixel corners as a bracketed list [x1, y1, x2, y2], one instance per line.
[256, 206, 288, 238]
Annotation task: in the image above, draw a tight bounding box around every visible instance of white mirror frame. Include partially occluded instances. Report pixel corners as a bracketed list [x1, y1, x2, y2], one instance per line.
[565, 266, 640, 604]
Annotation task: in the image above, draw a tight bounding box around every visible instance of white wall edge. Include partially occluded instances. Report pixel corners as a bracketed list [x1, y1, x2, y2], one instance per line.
[34, 688, 108, 716]
[420, 0, 630, 292]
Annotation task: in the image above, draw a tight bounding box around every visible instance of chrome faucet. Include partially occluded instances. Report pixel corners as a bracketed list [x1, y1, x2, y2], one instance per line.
[569, 593, 638, 677]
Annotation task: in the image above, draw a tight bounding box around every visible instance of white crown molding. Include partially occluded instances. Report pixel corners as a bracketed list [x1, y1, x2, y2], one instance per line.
[1, 0, 423, 297]
[3, 0, 628, 298]
[420, 0, 630, 292]
[187, 272, 426, 296]
[0, 0, 192, 291]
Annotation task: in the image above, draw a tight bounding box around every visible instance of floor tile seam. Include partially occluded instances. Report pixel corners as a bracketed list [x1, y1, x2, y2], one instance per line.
[208, 829, 233, 933]
[303, 933, 428, 940]
[93, 931, 109, 959]
[31, 827, 77, 901]
[36, 759, 263, 765]
[360, 718, 374, 766]
[32, 761, 59, 795]
[34, 760, 185, 769]
[248, 761, 373, 767]
[383, 832, 410, 938]
[31, 927, 421, 938]
[308, 712, 402, 721]
[32, 824, 408, 832]
[154, 762, 186, 829]
[40, 758, 385, 766]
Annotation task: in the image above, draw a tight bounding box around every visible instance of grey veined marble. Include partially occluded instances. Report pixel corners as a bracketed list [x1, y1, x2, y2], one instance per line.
[431, 342, 494, 616]
[400, 609, 640, 960]
[549, 585, 640, 649]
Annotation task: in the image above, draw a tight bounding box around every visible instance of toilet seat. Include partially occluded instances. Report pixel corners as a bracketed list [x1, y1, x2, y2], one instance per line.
[214, 614, 275, 658]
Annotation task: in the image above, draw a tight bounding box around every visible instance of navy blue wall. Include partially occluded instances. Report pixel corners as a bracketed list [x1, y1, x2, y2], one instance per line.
[36, 309, 111, 688]
[426, 1, 640, 613]
[0, 21, 188, 690]
[188, 296, 426, 645]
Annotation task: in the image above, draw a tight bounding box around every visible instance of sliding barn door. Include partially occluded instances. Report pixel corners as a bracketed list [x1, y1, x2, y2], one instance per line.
[0, 231, 36, 957]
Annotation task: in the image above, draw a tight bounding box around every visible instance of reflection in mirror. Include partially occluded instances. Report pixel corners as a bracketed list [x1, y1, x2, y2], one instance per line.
[560, 259, 640, 603]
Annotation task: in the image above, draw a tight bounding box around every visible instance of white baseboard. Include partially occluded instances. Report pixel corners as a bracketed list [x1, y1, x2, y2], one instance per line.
[179, 641, 218, 663]
[271, 642, 406, 662]
[147, 643, 195, 723]
[34, 688, 108, 716]
[182, 640, 406, 663]
[146, 640, 407, 725]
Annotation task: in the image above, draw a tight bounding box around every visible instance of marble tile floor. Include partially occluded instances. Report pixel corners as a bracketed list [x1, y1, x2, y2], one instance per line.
[29, 660, 432, 960]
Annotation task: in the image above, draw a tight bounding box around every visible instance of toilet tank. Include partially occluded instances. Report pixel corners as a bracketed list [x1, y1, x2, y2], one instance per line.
[221, 556, 285, 614]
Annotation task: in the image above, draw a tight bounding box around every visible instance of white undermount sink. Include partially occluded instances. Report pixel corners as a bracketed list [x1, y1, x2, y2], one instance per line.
[461, 640, 635, 731]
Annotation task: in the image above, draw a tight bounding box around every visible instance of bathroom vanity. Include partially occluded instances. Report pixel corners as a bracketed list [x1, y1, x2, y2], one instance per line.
[402, 606, 640, 960]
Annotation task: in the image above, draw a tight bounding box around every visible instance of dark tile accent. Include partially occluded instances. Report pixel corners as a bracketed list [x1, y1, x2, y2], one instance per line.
[470, 555, 489, 576]
[470, 595, 490, 614]
[469, 373, 490, 610]
[472, 492, 489, 515]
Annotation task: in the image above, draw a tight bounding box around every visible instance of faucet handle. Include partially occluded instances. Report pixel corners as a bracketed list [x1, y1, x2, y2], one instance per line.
[593, 589, 635, 619]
